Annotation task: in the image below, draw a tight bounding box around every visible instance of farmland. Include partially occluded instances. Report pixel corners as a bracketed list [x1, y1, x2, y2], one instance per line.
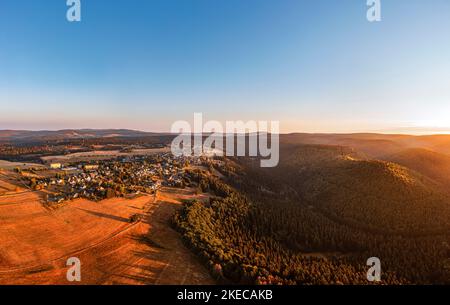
[0, 173, 213, 285]
[40, 147, 171, 164]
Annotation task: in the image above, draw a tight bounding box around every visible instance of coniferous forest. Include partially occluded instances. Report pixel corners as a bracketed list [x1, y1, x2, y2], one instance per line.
[173, 144, 450, 285]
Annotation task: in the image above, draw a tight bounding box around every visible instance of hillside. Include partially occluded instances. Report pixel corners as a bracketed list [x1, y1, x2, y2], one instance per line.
[242, 144, 450, 235]
[280, 133, 450, 157]
[174, 161, 450, 284]
[383, 148, 450, 189]
[281, 134, 407, 158]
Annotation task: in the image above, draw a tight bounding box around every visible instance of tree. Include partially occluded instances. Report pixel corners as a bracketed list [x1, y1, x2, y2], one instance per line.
[106, 188, 115, 199]
[30, 178, 37, 190]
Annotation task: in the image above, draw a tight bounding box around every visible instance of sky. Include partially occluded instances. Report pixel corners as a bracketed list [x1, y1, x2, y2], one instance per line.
[0, 0, 450, 133]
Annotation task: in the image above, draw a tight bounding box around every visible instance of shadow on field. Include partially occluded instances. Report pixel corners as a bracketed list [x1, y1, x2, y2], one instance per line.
[76, 208, 131, 223]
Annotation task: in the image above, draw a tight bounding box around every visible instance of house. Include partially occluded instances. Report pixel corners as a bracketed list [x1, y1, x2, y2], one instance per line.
[50, 163, 62, 169]
[83, 164, 99, 171]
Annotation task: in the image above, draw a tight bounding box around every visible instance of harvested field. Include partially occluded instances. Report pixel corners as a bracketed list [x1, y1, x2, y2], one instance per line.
[0, 179, 19, 194]
[0, 176, 214, 285]
[0, 160, 45, 171]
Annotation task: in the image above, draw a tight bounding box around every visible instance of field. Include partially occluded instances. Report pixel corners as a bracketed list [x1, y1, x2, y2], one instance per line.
[40, 147, 171, 163]
[0, 160, 45, 171]
[0, 179, 19, 195]
[0, 173, 213, 285]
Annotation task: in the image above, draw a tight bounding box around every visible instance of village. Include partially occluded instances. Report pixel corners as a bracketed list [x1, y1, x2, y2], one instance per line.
[27, 152, 210, 205]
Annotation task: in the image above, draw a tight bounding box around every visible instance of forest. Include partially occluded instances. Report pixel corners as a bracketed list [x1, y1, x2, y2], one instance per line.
[173, 144, 450, 285]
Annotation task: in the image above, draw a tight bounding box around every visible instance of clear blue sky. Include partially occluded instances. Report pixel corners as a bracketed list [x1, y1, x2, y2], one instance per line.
[1, 0, 449, 133]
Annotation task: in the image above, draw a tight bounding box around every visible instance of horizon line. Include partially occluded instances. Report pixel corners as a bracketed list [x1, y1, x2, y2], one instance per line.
[2, 128, 450, 137]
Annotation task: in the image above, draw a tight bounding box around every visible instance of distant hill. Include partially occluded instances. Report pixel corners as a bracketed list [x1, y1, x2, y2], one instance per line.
[0, 129, 165, 142]
[280, 133, 450, 157]
[3, 129, 450, 154]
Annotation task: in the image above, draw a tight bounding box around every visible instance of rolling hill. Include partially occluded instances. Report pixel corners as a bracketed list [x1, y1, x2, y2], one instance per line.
[280, 133, 450, 157]
[175, 147, 450, 284]
[382, 148, 450, 189]
[0, 129, 163, 142]
[239, 143, 450, 235]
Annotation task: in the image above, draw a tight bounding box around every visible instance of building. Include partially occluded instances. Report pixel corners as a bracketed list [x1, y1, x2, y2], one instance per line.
[50, 163, 62, 169]
[83, 164, 99, 171]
